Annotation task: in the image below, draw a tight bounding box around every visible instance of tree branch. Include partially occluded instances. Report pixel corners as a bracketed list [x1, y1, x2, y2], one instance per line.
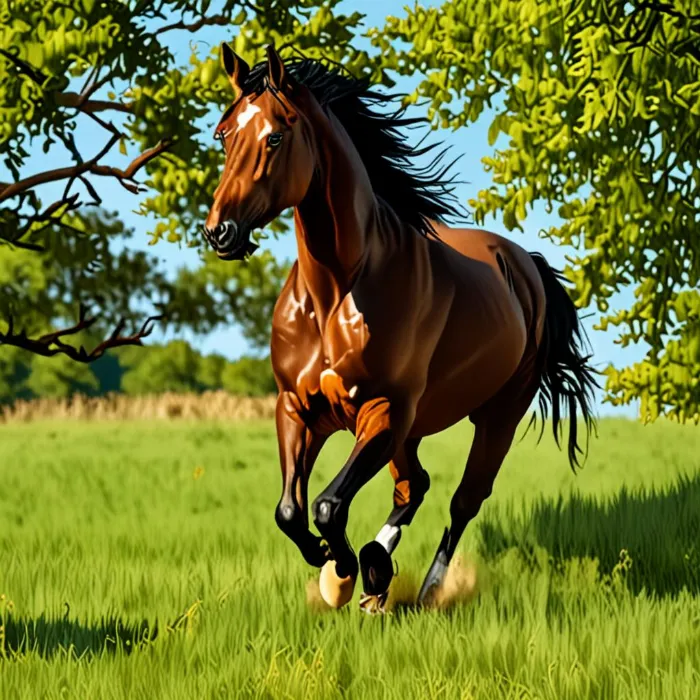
[1, 51, 131, 117]
[90, 138, 174, 189]
[55, 129, 84, 165]
[0, 136, 172, 203]
[0, 48, 47, 85]
[83, 111, 123, 138]
[0, 305, 163, 363]
[0, 135, 118, 203]
[79, 63, 101, 97]
[155, 13, 230, 34]
[55, 92, 133, 114]
[2, 238, 45, 252]
[77, 175, 103, 206]
[2, 194, 83, 252]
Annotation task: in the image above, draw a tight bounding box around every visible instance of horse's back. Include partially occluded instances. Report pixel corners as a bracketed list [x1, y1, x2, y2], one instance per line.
[431, 223, 546, 341]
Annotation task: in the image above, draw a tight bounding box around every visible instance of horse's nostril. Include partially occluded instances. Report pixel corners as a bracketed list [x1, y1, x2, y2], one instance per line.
[212, 221, 238, 249]
[202, 219, 251, 259]
[220, 221, 236, 239]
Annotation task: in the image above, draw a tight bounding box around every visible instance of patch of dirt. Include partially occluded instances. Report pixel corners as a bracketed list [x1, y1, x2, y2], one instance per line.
[388, 554, 480, 612]
[431, 554, 479, 609]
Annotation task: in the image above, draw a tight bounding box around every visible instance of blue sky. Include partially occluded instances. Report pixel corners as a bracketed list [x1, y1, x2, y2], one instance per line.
[4, 0, 646, 416]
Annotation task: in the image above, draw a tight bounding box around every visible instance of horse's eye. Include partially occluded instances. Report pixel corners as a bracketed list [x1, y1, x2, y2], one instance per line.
[267, 132, 283, 148]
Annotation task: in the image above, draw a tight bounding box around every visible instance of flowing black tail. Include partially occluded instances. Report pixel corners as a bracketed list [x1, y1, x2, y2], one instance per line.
[528, 252, 599, 471]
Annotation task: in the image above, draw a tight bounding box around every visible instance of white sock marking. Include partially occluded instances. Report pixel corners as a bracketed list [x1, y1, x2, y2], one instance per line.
[375, 524, 401, 554]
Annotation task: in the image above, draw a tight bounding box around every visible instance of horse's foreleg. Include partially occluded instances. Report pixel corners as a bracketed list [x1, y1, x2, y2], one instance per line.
[274, 392, 329, 568]
[417, 412, 520, 606]
[358, 438, 430, 613]
[311, 397, 411, 607]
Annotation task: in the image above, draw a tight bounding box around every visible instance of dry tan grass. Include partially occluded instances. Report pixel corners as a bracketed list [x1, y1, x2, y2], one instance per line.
[0, 391, 277, 423]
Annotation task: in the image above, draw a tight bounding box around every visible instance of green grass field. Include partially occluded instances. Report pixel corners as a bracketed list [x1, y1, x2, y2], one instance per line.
[1, 417, 699, 699]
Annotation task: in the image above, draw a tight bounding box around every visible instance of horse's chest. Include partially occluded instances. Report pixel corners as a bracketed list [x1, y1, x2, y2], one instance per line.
[305, 300, 366, 428]
[323, 295, 369, 363]
[275, 288, 373, 430]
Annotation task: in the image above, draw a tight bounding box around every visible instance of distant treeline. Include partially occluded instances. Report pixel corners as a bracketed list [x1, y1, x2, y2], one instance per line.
[0, 340, 275, 404]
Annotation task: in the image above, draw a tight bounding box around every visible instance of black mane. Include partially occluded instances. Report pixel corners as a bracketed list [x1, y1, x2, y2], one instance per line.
[239, 55, 467, 238]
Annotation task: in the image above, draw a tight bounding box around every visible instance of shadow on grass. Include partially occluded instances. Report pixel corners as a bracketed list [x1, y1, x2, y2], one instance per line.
[478, 472, 700, 597]
[0, 612, 157, 659]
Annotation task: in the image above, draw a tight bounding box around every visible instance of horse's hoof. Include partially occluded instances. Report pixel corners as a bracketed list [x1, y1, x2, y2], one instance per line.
[417, 582, 441, 608]
[359, 591, 388, 615]
[359, 541, 394, 596]
[319, 560, 356, 608]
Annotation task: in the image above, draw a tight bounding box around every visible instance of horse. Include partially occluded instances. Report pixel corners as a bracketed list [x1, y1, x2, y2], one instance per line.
[202, 43, 598, 613]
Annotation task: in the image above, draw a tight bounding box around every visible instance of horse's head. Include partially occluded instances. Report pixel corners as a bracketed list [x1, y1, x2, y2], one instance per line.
[203, 44, 316, 260]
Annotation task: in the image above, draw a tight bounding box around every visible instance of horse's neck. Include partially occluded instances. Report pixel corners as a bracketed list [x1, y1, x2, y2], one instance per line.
[293, 110, 379, 326]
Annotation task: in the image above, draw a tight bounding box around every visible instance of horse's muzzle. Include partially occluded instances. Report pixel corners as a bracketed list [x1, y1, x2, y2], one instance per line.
[202, 220, 259, 260]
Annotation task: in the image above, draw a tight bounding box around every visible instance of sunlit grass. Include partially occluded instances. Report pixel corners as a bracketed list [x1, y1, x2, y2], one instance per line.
[1, 417, 699, 698]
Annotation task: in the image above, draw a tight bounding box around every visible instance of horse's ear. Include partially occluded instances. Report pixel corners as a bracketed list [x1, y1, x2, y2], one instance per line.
[266, 44, 295, 92]
[221, 42, 250, 97]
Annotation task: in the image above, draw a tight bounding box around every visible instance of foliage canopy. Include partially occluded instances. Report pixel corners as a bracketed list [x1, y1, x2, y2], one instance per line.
[372, 0, 700, 422]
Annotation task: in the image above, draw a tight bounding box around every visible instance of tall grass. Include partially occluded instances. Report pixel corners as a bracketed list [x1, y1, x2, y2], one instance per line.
[0, 417, 699, 699]
[0, 392, 276, 423]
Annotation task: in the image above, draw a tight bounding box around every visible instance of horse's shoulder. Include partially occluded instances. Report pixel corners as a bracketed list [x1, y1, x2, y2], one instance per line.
[271, 262, 324, 393]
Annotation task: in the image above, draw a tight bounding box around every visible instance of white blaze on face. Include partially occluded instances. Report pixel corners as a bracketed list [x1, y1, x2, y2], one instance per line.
[257, 118, 273, 141]
[236, 102, 261, 132]
[235, 102, 275, 142]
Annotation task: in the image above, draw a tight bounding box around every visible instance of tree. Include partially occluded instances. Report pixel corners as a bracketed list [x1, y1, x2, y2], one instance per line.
[0, 346, 30, 402]
[220, 355, 276, 396]
[119, 339, 204, 394]
[373, 0, 700, 422]
[0, 208, 170, 398]
[116, 341, 275, 396]
[1, 0, 386, 368]
[166, 248, 292, 352]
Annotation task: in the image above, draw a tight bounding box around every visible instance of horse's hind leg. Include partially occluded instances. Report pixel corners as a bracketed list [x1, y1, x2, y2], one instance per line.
[358, 438, 430, 613]
[417, 382, 538, 606]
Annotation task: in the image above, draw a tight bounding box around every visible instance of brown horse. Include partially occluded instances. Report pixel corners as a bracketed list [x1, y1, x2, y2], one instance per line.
[203, 44, 597, 612]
